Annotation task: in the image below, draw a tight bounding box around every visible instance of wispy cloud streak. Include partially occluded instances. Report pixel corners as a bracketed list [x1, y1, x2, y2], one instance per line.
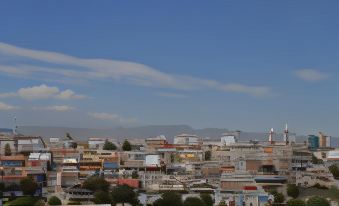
[0, 42, 273, 97]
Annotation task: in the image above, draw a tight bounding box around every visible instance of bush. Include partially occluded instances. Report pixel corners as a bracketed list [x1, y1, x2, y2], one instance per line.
[200, 193, 213, 206]
[82, 176, 110, 192]
[111, 185, 139, 206]
[132, 170, 139, 179]
[20, 177, 38, 196]
[329, 164, 339, 180]
[48, 196, 62, 205]
[286, 199, 305, 206]
[183, 197, 206, 206]
[287, 184, 299, 198]
[306, 196, 330, 206]
[93, 191, 112, 204]
[218, 200, 228, 206]
[270, 190, 285, 205]
[8, 197, 39, 206]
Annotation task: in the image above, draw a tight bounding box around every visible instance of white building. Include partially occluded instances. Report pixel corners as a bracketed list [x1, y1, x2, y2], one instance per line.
[88, 137, 106, 149]
[174, 134, 201, 145]
[220, 134, 237, 146]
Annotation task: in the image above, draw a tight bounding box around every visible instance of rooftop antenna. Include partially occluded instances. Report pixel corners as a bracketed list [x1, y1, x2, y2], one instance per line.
[13, 116, 18, 135]
[284, 123, 289, 144]
[268, 128, 274, 143]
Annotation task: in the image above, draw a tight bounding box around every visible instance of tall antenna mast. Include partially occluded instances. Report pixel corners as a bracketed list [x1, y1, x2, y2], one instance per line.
[268, 128, 274, 143]
[284, 123, 289, 144]
[13, 116, 18, 135]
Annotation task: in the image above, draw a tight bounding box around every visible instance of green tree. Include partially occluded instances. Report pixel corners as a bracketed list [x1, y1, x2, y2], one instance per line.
[205, 151, 211, 161]
[170, 154, 175, 163]
[93, 191, 112, 204]
[5, 143, 11, 156]
[48, 196, 62, 205]
[82, 176, 110, 192]
[200, 193, 213, 206]
[103, 140, 117, 150]
[111, 185, 139, 206]
[20, 177, 38, 196]
[287, 184, 299, 198]
[270, 190, 285, 205]
[183, 197, 206, 206]
[217, 200, 228, 206]
[329, 164, 339, 180]
[122, 140, 132, 151]
[153, 192, 183, 206]
[286, 199, 305, 206]
[132, 170, 139, 179]
[306, 196, 330, 206]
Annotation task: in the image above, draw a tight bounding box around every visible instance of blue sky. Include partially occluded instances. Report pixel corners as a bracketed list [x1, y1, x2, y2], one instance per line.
[0, 1, 339, 136]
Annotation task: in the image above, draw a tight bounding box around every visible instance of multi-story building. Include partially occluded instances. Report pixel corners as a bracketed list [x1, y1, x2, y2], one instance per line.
[174, 134, 201, 145]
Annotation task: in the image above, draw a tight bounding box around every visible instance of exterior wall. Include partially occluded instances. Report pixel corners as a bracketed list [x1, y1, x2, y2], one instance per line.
[201, 166, 220, 177]
[220, 181, 254, 190]
[117, 178, 140, 188]
[211, 150, 231, 162]
[246, 160, 261, 172]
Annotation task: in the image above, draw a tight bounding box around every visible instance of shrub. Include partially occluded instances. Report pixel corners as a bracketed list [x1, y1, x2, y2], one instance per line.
[287, 184, 299, 198]
[20, 177, 38, 196]
[93, 191, 112, 204]
[8, 197, 39, 206]
[82, 176, 110, 192]
[48, 196, 62, 205]
[286, 199, 305, 206]
[183, 197, 205, 206]
[306, 196, 330, 206]
[200, 193, 213, 206]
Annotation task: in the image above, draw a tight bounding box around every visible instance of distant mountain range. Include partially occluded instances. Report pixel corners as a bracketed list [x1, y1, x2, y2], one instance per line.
[0, 128, 12, 133]
[7, 125, 338, 147]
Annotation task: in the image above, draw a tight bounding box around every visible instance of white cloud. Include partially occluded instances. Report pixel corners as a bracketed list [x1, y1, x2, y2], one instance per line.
[88, 112, 137, 124]
[155, 92, 188, 98]
[0, 84, 87, 100]
[18, 84, 59, 100]
[44, 105, 75, 111]
[56, 89, 87, 100]
[0, 42, 273, 97]
[294, 69, 329, 82]
[0, 102, 18, 110]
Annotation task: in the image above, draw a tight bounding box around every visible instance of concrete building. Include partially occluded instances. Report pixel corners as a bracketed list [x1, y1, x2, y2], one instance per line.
[174, 134, 201, 145]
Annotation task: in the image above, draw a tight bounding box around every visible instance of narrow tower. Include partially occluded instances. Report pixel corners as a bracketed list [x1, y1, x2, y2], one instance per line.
[13, 116, 18, 135]
[284, 123, 289, 144]
[268, 128, 274, 143]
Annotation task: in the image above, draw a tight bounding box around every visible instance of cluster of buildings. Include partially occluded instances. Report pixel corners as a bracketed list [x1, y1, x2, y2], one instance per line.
[0, 125, 338, 206]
